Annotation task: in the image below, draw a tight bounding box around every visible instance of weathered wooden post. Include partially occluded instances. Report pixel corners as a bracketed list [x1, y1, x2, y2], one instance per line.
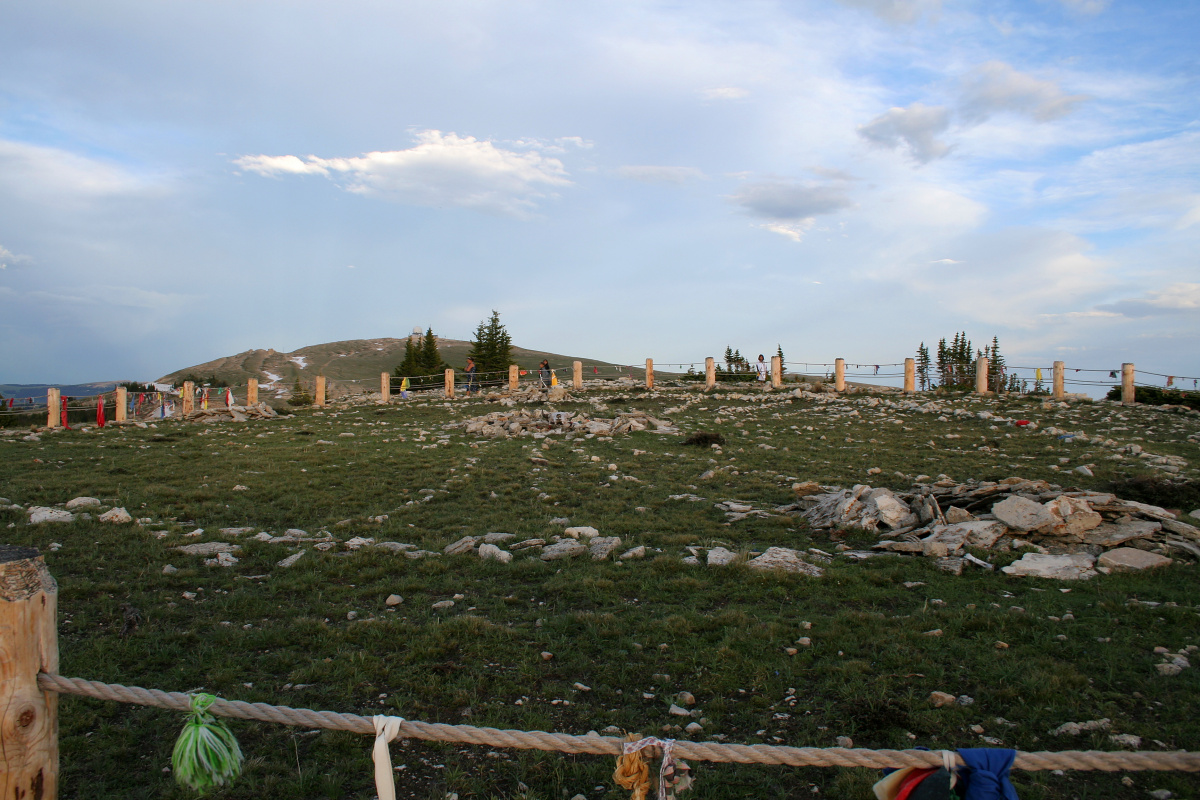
[1052, 361, 1065, 400]
[705, 357, 716, 391]
[315, 376, 326, 408]
[573, 361, 582, 390]
[975, 357, 989, 395]
[770, 356, 782, 389]
[645, 359, 654, 390]
[1122, 363, 1135, 405]
[509, 364, 519, 392]
[0, 545, 59, 800]
[247, 379, 258, 406]
[444, 368, 455, 400]
[46, 389, 60, 429]
[114, 387, 127, 422]
[904, 358, 915, 393]
[379, 372, 390, 404]
[182, 381, 195, 416]
[834, 359, 846, 392]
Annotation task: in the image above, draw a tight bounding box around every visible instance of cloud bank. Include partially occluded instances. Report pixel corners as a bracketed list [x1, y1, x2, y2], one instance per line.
[235, 130, 571, 217]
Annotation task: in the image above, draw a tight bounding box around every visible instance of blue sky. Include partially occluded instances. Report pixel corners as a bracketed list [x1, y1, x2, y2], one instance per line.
[0, 0, 1197, 387]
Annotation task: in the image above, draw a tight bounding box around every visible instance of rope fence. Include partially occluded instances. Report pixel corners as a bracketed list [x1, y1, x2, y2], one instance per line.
[36, 673, 1200, 774]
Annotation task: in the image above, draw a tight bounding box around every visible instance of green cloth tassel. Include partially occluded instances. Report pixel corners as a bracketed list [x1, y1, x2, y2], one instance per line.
[172, 693, 244, 794]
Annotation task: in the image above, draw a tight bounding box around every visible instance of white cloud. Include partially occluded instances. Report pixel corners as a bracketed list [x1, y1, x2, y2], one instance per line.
[616, 165, 706, 184]
[1056, 0, 1109, 14]
[730, 181, 854, 221]
[836, 0, 941, 23]
[857, 103, 951, 164]
[1099, 283, 1200, 317]
[959, 61, 1087, 123]
[701, 87, 749, 100]
[0, 138, 160, 202]
[930, 258, 962, 264]
[758, 220, 814, 243]
[0, 244, 32, 270]
[234, 130, 572, 217]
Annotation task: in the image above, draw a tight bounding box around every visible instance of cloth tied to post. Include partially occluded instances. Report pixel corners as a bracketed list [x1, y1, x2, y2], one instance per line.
[371, 714, 405, 800]
[615, 736, 693, 800]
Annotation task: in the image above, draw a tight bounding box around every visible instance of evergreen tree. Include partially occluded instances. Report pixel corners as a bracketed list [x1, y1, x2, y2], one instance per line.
[723, 347, 735, 372]
[916, 342, 931, 390]
[394, 337, 421, 377]
[776, 344, 786, 375]
[468, 310, 513, 374]
[988, 336, 1007, 393]
[419, 328, 446, 373]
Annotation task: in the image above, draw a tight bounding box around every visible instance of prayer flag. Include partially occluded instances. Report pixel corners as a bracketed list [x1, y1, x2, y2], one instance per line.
[97, 397, 106, 428]
[225, 388, 234, 407]
[61, 396, 70, 429]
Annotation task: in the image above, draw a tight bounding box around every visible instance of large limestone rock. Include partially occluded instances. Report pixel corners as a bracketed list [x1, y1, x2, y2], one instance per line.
[992, 496, 1055, 532]
[541, 540, 587, 560]
[1001, 552, 1097, 580]
[443, 536, 480, 555]
[176, 542, 241, 556]
[706, 546, 738, 566]
[478, 543, 513, 564]
[862, 490, 918, 530]
[1097, 548, 1172, 573]
[1043, 496, 1103, 538]
[65, 496, 102, 510]
[98, 507, 132, 524]
[563, 526, 600, 539]
[1084, 520, 1160, 547]
[746, 547, 824, 577]
[27, 507, 75, 524]
[588, 536, 622, 560]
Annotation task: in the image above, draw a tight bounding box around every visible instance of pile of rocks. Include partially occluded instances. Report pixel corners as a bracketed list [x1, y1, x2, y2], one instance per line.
[184, 402, 280, 423]
[788, 476, 1199, 579]
[450, 408, 677, 438]
[441, 526, 624, 563]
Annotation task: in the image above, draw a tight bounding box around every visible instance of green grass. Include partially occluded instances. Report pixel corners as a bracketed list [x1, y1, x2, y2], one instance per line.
[2, 386, 1198, 799]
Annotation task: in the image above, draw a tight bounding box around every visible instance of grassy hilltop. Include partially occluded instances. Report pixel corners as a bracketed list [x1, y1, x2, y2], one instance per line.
[157, 337, 652, 390]
[1, 383, 1198, 799]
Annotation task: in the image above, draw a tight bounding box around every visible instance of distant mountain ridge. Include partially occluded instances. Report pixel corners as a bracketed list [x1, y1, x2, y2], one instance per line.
[156, 336, 645, 391]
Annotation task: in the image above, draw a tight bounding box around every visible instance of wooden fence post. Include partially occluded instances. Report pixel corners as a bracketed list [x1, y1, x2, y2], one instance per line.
[645, 359, 654, 390]
[114, 388, 127, 422]
[509, 365, 519, 392]
[0, 545, 59, 800]
[573, 361, 582, 390]
[904, 358, 915, 393]
[1052, 361, 1065, 400]
[705, 357, 716, 391]
[1122, 363, 1135, 405]
[315, 376, 326, 408]
[247, 379, 258, 407]
[46, 389, 60, 429]
[975, 357, 989, 395]
[834, 359, 846, 392]
[182, 382, 195, 416]
[770, 356, 782, 389]
[379, 373, 390, 404]
[444, 369, 455, 399]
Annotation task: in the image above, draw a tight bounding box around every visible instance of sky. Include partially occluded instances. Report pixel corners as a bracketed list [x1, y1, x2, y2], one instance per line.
[0, 0, 1197, 389]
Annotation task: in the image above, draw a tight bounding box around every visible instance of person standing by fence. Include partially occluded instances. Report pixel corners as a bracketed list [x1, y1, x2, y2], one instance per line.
[465, 357, 479, 394]
[538, 360, 551, 388]
[755, 354, 770, 384]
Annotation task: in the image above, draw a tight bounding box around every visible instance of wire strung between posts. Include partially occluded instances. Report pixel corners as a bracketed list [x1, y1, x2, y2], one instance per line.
[35, 674, 1200, 773]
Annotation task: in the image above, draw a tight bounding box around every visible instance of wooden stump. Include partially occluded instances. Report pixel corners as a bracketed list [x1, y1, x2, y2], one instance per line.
[0, 545, 59, 800]
[645, 359, 654, 390]
[509, 365, 519, 393]
[247, 379, 258, 406]
[444, 369, 455, 400]
[705, 357, 715, 391]
[1052, 361, 1065, 400]
[975, 357, 989, 395]
[573, 361, 582, 390]
[904, 358, 915, 394]
[770, 356, 782, 389]
[834, 359, 846, 392]
[380, 373, 390, 404]
[46, 389, 61, 429]
[182, 381, 195, 416]
[315, 376, 326, 408]
[1122, 363, 1135, 405]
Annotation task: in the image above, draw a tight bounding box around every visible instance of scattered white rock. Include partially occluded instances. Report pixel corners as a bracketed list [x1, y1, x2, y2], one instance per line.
[1001, 553, 1097, 580]
[1097, 548, 1172, 573]
[478, 543, 514, 564]
[706, 547, 738, 566]
[276, 551, 305, 568]
[541, 540, 587, 561]
[432, 600, 455, 610]
[992, 496, 1055, 532]
[385, 594, 403, 606]
[176, 542, 240, 556]
[444, 536, 480, 555]
[588, 536, 622, 560]
[162, 564, 178, 575]
[64, 497, 102, 510]
[563, 526, 599, 539]
[98, 507, 132, 524]
[27, 507, 75, 524]
[746, 547, 823, 576]
[619, 546, 646, 560]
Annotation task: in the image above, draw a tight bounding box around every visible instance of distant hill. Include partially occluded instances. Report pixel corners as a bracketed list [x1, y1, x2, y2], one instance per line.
[0, 381, 127, 400]
[156, 337, 653, 393]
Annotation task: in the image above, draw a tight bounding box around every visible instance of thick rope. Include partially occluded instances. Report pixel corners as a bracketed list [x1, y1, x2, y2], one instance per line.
[38, 674, 1200, 772]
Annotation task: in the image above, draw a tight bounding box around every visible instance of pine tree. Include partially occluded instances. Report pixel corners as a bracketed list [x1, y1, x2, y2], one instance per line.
[916, 342, 931, 390]
[776, 345, 786, 375]
[988, 336, 1007, 393]
[394, 337, 421, 377]
[723, 346, 735, 372]
[468, 310, 512, 374]
[419, 328, 446, 374]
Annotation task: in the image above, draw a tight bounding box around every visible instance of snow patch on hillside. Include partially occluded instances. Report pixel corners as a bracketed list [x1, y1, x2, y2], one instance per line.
[289, 356, 308, 369]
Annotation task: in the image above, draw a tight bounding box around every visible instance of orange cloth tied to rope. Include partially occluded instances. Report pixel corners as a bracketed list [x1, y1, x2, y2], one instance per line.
[614, 736, 693, 800]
